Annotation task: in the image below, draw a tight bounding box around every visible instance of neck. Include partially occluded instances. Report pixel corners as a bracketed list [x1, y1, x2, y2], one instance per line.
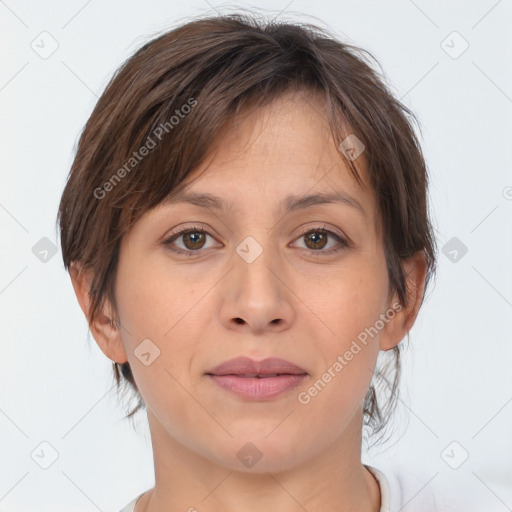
[136, 410, 381, 512]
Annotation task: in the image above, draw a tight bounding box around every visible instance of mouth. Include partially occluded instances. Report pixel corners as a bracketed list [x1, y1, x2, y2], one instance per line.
[205, 357, 308, 400]
[223, 373, 299, 378]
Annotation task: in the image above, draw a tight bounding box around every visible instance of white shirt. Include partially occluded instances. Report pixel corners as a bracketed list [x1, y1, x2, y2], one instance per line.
[366, 465, 440, 511]
[118, 465, 440, 512]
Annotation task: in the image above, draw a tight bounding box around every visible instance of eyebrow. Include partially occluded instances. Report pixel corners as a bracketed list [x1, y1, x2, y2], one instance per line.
[162, 190, 366, 217]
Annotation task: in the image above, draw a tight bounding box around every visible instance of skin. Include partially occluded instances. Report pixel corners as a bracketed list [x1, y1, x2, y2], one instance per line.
[71, 89, 427, 512]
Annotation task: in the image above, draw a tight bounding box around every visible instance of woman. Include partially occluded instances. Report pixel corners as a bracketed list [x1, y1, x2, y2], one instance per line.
[58, 12, 437, 512]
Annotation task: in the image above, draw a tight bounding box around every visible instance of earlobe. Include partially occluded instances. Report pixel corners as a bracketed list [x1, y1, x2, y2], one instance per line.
[379, 251, 428, 351]
[69, 262, 128, 364]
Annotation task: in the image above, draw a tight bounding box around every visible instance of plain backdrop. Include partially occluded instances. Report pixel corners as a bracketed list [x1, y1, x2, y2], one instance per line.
[1, 1, 511, 511]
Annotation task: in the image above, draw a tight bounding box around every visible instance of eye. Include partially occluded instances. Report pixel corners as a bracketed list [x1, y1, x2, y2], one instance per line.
[163, 225, 220, 255]
[291, 225, 349, 255]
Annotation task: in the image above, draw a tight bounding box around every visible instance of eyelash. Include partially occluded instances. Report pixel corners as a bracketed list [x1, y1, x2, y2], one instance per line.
[162, 224, 350, 257]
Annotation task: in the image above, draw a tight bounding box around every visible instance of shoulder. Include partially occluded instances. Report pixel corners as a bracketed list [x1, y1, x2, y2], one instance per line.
[117, 492, 144, 512]
[366, 464, 443, 512]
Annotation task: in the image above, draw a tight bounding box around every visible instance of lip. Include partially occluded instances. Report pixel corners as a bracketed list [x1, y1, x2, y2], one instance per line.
[206, 357, 308, 400]
[206, 356, 307, 377]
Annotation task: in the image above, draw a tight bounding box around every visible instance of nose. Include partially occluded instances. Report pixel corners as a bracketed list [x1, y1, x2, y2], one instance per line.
[220, 237, 295, 335]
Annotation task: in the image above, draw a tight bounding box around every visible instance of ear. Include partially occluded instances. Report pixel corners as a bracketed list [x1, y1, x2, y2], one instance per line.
[69, 262, 128, 364]
[379, 251, 428, 351]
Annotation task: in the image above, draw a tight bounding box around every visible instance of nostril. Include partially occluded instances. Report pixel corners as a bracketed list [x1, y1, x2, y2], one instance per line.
[234, 318, 244, 325]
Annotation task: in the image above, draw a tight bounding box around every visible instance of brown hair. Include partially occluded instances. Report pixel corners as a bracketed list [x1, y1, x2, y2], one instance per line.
[57, 12, 437, 441]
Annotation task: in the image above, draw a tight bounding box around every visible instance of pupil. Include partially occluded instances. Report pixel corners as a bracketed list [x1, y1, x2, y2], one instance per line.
[308, 231, 326, 249]
[185, 231, 204, 249]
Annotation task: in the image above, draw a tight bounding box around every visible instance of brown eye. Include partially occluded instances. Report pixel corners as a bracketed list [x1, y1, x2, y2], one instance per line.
[181, 230, 207, 250]
[292, 226, 349, 255]
[163, 226, 218, 255]
[304, 230, 329, 250]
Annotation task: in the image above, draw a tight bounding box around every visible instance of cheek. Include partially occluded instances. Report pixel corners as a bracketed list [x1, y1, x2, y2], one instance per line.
[298, 262, 388, 402]
[306, 258, 389, 341]
[114, 259, 204, 391]
[114, 263, 207, 429]
[115, 256, 203, 341]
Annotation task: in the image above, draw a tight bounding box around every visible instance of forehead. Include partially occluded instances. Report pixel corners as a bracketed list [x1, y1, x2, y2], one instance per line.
[164, 90, 374, 216]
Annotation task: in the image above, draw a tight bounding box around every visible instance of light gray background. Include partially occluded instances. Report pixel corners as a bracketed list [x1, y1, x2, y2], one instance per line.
[1, 1, 511, 511]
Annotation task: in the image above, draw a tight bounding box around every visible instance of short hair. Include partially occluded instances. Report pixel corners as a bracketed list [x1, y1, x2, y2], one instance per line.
[57, 12, 437, 441]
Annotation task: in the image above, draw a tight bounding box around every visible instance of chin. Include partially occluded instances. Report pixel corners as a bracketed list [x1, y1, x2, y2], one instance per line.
[210, 435, 310, 474]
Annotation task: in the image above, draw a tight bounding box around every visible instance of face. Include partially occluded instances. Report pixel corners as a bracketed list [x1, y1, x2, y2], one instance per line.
[110, 90, 400, 473]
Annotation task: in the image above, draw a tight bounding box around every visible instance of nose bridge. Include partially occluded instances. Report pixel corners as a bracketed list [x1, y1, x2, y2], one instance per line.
[234, 231, 282, 297]
[220, 228, 295, 333]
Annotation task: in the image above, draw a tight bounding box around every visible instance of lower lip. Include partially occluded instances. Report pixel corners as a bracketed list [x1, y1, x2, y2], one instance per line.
[208, 374, 307, 400]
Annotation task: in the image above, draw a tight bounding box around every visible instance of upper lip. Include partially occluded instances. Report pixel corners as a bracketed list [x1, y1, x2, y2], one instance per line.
[206, 357, 308, 377]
